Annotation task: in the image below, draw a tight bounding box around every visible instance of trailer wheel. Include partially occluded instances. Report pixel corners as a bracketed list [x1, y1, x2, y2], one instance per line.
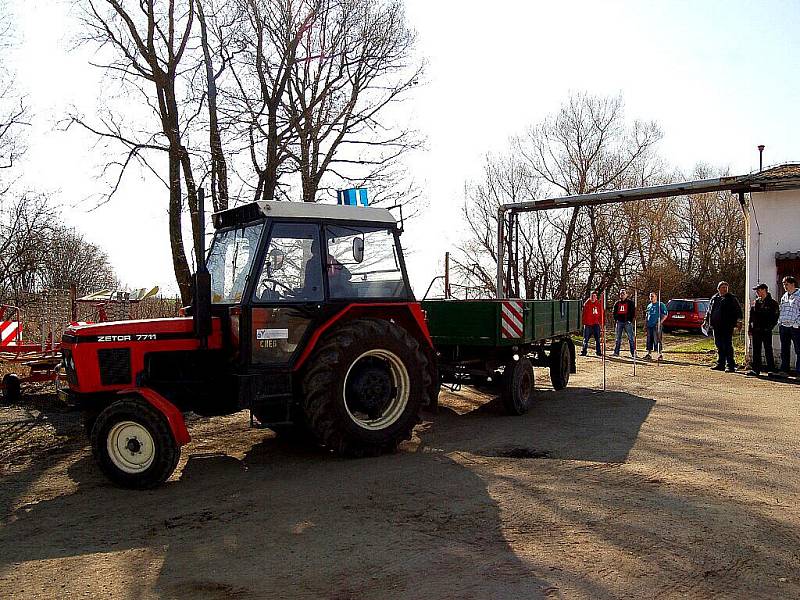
[501, 358, 535, 415]
[1, 374, 21, 405]
[550, 341, 571, 390]
[91, 397, 181, 489]
[303, 318, 429, 457]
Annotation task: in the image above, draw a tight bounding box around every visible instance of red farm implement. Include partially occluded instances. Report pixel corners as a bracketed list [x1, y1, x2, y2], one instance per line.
[0, 288, 160, 404]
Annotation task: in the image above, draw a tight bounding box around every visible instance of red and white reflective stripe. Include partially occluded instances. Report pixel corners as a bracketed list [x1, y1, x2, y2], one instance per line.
[0, 320, 20, 347]
[500, 300, 524, 339]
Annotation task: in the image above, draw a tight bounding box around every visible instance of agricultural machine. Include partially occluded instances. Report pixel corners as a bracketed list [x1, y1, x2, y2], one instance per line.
[60, 197, 580, 489]
[0, 288, 159, 403]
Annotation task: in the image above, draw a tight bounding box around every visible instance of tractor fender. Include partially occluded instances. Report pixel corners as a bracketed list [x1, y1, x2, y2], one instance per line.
[294, 302, 433, 372]
[116, 387, 191, 446]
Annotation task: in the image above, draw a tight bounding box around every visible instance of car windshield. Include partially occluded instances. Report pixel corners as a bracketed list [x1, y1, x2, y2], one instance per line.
[207, 222, 264, 303]
[667, 300, 694, 312]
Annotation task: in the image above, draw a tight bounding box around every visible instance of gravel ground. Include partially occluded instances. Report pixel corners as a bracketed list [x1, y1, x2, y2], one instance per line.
[0, 352, 798, 599]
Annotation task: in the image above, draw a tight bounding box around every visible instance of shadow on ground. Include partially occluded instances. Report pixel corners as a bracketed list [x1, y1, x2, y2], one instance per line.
[428, 386, 655, 463]
[0, 418, 554, 600]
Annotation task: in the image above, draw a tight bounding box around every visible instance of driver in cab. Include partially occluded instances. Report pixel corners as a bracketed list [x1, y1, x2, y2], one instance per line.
[304, 238, 352, 297]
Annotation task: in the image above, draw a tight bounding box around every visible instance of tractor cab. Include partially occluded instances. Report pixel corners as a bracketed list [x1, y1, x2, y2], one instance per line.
[205, 201, 414, 370]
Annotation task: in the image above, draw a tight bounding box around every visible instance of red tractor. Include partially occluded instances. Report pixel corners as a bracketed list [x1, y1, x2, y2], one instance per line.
[61, 200, 436, 488]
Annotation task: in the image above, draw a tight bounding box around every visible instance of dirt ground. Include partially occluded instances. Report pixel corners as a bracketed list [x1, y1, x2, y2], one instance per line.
[1, 346, 799, 599]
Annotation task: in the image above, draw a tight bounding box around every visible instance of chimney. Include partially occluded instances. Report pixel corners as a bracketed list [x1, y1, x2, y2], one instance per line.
[757, 144, 765, 172]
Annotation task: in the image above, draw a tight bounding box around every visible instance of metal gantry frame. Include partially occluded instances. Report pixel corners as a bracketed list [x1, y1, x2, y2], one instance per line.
[492, 174, 787, 299]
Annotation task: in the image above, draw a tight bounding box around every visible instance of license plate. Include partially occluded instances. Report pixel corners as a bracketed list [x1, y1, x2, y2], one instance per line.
[673, 314, 685, 319]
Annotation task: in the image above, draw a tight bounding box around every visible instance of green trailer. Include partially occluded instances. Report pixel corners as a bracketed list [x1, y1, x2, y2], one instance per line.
[421, 298, 581, 415]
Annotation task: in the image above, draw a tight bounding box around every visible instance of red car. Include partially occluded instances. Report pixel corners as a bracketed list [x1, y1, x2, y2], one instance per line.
[662, 298, 710, 333]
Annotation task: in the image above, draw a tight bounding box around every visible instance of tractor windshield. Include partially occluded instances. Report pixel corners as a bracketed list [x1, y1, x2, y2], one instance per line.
[207, 222, 264, 303]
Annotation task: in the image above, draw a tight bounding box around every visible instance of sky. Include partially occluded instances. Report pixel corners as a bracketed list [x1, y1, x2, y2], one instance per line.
[6, 0, 800, 297]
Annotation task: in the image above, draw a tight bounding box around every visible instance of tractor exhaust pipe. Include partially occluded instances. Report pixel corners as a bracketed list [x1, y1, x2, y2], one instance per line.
[193, 188, 212, 347]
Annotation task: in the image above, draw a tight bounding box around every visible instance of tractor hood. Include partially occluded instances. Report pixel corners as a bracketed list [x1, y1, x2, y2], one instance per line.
[62, 317, 219, 344]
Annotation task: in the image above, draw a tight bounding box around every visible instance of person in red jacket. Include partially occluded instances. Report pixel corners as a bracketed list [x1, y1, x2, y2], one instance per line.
[581, 291, 604, 356]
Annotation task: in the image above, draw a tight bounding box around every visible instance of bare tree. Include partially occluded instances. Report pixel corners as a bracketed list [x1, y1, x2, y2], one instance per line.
[455, 93, 663, 300]
[70, 0, 202, 303]
[220, 0, 315, 203]
[0, 0, 30, 195]
[39, 226, 119, 295]
[0, 194, 117, 306]
[195, 0, 232, 211]
[0, 194, 54, 304]
[455, 152, 540, 297]
[285, 0, 423, 203]
[516, 92, 663, 296]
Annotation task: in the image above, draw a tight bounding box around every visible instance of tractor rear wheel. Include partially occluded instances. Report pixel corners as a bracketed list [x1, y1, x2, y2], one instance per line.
[1, 373, 21, 405]
[550, 340, 572, 390]
[501, 358, 535, 415]
[91, 397, 181, 489]
[303, 318, 429, 457]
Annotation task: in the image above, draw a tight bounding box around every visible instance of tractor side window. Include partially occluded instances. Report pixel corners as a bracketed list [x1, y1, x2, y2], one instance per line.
[325, 225, 408, 299]
[207, 222, 264, 304]
[254, 222, 323, 303]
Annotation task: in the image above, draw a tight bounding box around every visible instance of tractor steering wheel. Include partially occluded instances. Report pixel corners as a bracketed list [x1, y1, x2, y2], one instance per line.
[260, 278, 295, 300]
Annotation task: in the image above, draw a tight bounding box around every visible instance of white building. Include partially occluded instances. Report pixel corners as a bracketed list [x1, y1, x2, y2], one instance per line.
[742, 164, 800, 365]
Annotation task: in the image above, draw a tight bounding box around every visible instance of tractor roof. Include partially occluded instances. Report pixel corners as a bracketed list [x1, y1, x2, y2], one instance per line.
[213, 200, 396, 229]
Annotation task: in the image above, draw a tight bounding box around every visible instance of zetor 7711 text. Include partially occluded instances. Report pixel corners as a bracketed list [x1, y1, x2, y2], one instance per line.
[60, 200, 579, 489]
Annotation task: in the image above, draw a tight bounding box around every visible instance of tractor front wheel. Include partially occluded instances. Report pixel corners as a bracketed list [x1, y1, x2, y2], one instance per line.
[91, 398, 181, 489]
[303, 319, 429, 457]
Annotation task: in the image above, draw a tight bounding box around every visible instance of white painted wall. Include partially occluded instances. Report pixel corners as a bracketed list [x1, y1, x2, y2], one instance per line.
[744, 189, 800, 366]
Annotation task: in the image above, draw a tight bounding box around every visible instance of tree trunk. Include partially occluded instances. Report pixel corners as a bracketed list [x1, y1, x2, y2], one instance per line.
[168, 152, 192, 304]
[557, 206, 581, 297]
[197, 1, 229, 212]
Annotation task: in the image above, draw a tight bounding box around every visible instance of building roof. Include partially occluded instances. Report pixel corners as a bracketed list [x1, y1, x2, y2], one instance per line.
[734, 163, 800, 190]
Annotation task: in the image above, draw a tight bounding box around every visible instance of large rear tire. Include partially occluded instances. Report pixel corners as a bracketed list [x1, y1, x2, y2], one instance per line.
[501, 358, 535, 415]
[550, 340, 571, 390]
[91, 398, 181, 489]
[303, 318, 429, 457]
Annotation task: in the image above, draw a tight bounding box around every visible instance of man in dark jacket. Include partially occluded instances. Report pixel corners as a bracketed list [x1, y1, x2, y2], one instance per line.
[612, 289, 637, 357]
[747, 283, 780, 376]
[704, 281, 743, 372]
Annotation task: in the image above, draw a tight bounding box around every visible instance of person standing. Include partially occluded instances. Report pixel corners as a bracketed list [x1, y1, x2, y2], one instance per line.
[612, 289, 636, 357]
[644, 292, 668, 360]
[746, 283, 779, 376]
[776, 275, 800, 377]
[704, 281, 743, 373]
[581, 291, 604, 356]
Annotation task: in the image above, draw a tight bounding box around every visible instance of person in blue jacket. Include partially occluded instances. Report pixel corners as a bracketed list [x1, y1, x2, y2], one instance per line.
[644, 292, 668, 360]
